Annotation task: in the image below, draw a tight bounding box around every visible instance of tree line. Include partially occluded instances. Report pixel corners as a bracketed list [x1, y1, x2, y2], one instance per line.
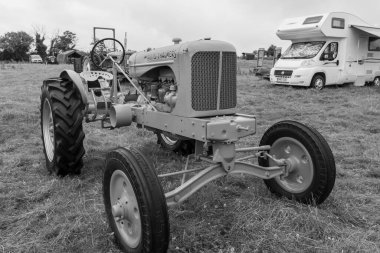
[0, 30, 77, 62]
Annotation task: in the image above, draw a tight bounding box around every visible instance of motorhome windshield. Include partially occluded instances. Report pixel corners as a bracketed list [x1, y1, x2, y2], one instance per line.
[281, 41, 325, 59]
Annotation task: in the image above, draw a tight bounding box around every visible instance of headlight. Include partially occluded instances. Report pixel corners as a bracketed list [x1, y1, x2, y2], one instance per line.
[301, 59, 315, 67]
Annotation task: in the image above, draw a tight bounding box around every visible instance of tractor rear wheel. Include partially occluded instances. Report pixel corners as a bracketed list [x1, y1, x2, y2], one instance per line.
[103, 147, 169, 253]
[156, 132, 195, 155]
[258, 120, 336, 205]
[40, 78, 85, 176]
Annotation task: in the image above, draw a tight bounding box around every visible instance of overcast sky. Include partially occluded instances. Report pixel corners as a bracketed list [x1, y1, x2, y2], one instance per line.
[1, 0, 380, 54]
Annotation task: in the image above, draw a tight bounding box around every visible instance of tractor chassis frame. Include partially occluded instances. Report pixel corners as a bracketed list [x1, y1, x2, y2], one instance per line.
[160, 142, 288, 206]
[78, 60, 291, 207]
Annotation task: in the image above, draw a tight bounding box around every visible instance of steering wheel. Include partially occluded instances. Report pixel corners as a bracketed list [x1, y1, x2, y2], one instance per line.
[90, 38, 125, 70]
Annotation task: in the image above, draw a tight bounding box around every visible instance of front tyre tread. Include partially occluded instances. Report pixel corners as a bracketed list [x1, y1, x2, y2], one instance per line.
[259, 120, 336, 205]
[103, 147, 169, 253]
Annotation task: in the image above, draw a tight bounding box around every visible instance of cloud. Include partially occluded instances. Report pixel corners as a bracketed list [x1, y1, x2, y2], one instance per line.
[1, 0, 380, 54]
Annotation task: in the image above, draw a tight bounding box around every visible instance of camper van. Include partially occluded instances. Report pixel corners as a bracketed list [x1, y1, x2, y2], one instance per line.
[270, 12, 380, 89]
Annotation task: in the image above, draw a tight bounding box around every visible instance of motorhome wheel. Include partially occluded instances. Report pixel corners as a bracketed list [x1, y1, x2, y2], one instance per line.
[311, 75, 325, 90]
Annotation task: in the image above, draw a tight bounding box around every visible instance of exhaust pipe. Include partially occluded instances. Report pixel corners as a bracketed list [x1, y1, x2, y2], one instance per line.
[172, 38, 182, 44]
[109, 104, 133, 128]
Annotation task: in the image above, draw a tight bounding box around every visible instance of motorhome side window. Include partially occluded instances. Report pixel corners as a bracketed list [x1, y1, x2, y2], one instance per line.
[331, 18, 345, 29]
[303, 16, 323, 24]
[368, 37, 380, 51]
[321, 42, 338, 61]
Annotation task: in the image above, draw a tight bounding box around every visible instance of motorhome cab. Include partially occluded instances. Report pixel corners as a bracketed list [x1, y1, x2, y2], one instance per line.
[270, 12, 380, 89]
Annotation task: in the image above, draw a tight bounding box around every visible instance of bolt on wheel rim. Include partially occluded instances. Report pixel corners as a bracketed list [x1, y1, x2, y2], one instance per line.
[110, 170, 142, 248]
[42, 99, 55, 162]
[269, 137, 314, 193]
[315, 79, 323, 90]
[160, 133, 178, 145]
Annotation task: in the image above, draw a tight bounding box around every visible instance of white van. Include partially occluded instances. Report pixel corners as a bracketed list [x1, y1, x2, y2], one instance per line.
[270, 12, 380, 89]
[29, 54, 43, 64]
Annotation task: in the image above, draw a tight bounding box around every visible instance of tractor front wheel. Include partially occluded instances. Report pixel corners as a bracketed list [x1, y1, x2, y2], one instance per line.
[103, 147, 169, 253]
[40, 78, 85, 176]
[258, 120, 336, 205]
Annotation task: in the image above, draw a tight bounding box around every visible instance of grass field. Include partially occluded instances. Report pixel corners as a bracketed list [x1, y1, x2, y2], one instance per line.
[0, 62, 379, 253]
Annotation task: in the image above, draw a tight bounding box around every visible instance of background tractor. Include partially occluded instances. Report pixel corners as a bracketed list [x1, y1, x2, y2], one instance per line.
[40, 37, 336, 252]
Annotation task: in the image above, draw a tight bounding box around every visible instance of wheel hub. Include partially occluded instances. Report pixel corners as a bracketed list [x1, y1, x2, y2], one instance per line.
[270, 137, 314, 193]
[112, 199, 127, 220]
[315, 79, 323, 90]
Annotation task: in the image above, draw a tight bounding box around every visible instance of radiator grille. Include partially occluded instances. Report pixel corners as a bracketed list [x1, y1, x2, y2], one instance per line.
[191, 52, 219, 111]
[220, 52, 237, 109]
[191, 51, 237, 111]
[274, 70, 293, 76]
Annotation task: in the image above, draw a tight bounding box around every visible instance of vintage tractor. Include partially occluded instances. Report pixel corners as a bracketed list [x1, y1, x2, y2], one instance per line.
[40, 38, 336, 252]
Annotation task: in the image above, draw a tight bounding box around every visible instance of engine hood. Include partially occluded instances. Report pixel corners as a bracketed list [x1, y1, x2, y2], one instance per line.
[128, 39, 235, 67]
[128, 39, 236, 79]
[274, 58, 310, 69]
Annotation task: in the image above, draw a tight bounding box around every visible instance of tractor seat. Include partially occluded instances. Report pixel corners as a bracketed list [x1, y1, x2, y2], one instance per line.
[80, 71, 113, 82]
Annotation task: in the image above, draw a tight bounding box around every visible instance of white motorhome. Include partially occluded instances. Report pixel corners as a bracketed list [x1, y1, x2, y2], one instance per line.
[270, 12, 380, 89]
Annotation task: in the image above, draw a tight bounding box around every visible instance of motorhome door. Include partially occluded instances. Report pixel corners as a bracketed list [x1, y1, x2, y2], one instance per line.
[321, 42, 341, 84]
[355, 37, 367, 76]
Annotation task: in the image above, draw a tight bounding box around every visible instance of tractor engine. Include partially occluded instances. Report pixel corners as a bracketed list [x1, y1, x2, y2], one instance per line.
[128, 39, 237, 117]
[134, 68, 178, 113]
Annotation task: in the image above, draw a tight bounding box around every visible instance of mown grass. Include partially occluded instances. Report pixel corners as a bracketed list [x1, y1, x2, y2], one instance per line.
[0, 62, 379, 253]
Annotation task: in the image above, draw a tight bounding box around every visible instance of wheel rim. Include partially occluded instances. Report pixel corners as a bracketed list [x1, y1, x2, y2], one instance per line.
[42, 99, 55, 162]
[314, 78, 324, 90]
[269, 137, 314, 193]
[110, 170, 142, 248]
[160, 133, 179, 146]
[374, 77, 380, 86]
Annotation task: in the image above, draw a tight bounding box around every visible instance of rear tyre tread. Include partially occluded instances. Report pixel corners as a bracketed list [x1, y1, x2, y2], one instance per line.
[40, 78, 85, 176]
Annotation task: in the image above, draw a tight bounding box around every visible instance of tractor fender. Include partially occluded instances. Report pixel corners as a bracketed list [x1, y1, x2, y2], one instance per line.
[60, 70, 88, 106]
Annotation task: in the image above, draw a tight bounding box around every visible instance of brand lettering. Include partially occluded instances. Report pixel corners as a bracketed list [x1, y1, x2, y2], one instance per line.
[146, 50, 177, 61]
